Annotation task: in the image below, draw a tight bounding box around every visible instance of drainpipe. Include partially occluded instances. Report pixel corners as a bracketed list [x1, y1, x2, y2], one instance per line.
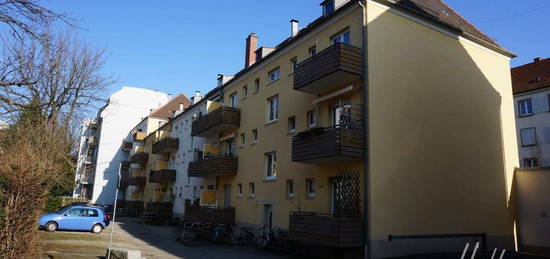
[358, 1, 370, 259]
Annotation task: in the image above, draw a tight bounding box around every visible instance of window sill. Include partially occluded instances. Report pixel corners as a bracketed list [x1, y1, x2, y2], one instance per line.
[265, 119, 279, 126]
[304, 195, 316, 199]
[518, 114, 534, 118]
[287, 130, 296, 136]
[286, 194, 295, 200]
[239, 145, 245, 149]
[241, 96, 247, 101]
[263, 177, 277, 182]
[266, 79, 279, 86]
[251, 142, 258, 145]
[248, 195, 256, 200]
[522, 144, 538, 147]
[236, 195, 243, 199]
[288, 72, 294, 77]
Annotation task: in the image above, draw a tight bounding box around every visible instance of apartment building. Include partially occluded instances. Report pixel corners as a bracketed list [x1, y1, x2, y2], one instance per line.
[118, 94, 195, 214]
[512, 57, 550, 168]
[181, 0, 518, 258]
[73, 86, 170, 203]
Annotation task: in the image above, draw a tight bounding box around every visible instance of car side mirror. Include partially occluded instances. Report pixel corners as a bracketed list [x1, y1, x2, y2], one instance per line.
[63, 214, 67, 217]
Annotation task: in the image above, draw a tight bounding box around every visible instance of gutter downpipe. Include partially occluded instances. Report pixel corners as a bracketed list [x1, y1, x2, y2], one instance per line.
[358, 1, 370, 259]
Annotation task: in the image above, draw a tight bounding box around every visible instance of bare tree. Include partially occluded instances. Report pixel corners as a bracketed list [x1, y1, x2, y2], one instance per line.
[0, 0, 70, 39]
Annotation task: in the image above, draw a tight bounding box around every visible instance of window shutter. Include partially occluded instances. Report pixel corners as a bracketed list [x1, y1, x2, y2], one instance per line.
[543, 127, 550, 143]
[521, 128, 536, 146]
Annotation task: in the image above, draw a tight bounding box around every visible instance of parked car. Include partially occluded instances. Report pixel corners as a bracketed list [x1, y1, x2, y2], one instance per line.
[38, 205, 109, 234]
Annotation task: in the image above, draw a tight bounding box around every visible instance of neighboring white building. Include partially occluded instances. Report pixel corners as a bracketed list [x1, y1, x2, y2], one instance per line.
[169, 91, 216, 216]
[513, 58, 550, 168]
[73, 86, 170, 204]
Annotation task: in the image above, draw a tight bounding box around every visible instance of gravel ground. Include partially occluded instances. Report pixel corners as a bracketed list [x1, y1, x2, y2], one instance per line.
[38, 217, 300, 259]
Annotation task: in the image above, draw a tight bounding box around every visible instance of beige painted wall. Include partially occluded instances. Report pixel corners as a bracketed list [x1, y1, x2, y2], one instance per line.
[366, 1, 517, 257]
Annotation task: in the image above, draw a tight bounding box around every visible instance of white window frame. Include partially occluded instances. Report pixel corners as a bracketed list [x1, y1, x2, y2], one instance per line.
[268, 67, 280, 83]
[249, 182, 255, 199]
[524, 158, 539, 168]
[243, 85, 248, 98]
[520, 127, 537, 146]
[267, 95, 279, 123]
[290, 57, 298, 73]
[288, 116, 296, 133]
[332, 30, 351, 45]
[252, 129, 258, 144]
[309, 46, 317, 57]
[307, 110, 316, 128]
[240, 133, 245, 146]
[306, 178, 315, 198]
[237, 183, 243, 198]
[286, 180, 294, 198]
[229, 92, 238, 108]
[518, 99, 533, 116]
[265, 152, 277, 180]
[254, 78, 260, 93]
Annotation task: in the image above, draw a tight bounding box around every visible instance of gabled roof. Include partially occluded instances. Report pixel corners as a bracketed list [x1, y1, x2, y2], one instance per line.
[149, 93, 191, 118]
[394, 0, 497, 46]
[512, 58, 550, 95]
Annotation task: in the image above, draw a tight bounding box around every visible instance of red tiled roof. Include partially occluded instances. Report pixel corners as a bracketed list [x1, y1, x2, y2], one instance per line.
[512, 58, 550, 95]
[150, 93, 191, 118]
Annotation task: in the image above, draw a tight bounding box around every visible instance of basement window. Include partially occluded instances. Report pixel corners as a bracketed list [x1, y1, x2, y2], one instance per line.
[524, 158, 539, 168]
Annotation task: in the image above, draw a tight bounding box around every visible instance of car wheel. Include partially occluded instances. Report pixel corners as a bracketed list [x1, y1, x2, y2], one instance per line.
[91, 224, 103, 234]
[45, 222, 57, 232]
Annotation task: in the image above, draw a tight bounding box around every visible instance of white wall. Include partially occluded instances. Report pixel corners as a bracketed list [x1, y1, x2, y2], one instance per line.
[91, 86, 169, 204]
[514, 88, 550, 167]
[170, 100, 215, 216]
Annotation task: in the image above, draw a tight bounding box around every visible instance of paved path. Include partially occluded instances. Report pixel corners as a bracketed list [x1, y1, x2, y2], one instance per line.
[39, 217, 299, 259]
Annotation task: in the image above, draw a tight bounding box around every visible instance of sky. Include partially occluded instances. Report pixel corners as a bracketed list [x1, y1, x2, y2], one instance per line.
[42, 0, 550, 99]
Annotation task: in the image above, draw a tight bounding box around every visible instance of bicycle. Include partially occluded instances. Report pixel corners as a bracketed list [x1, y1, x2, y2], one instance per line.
[209, 224, 230, 244]
[228, 225, 255, 245]
[255, 225, 275, 250]
[179, 221, 202, 245]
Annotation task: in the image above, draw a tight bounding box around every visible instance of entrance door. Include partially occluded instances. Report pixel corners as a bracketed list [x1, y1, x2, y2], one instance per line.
[263, 204, 273, 229]
[223, 184, 231, 208]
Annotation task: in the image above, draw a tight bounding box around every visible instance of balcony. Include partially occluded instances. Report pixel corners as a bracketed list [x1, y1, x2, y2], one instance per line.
[184, 205, 235, 225]
[122, 141, 133, 152]
[133, 131, 146, 142]
[88, 136, 97, 147]
[188, 155, 238, 177]
[289, 212, 364, 247]
[128, 176, 146, 187]
[152, 137, 179, 154]
[81, 174, 94, 184]
[149, 169, 176, 183]
[292, 126, 363, 164]
[191, 106, 240, 137]
[130, 152, 148, 164]
[294, 43, 363, 94]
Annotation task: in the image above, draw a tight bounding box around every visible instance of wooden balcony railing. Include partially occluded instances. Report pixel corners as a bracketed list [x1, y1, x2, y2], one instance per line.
[149, 169, 176, 183]
[122, 141, 133, 152]
[294, 43, 363, 94]
[292, 126, 363, 164]
[133, 131, 146, 142]
[188, 155, 238, 177]
[289, 211, 364, 247]
[191, 106, 240, 137]
[130, 152, 148, 164]
[152, 137, 179, 154]
[184, 205, 235, 225]
[128, 176, 146, 187]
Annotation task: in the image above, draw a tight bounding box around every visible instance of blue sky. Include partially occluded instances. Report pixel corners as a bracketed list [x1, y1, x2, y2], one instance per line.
[43, 0, 550, 98]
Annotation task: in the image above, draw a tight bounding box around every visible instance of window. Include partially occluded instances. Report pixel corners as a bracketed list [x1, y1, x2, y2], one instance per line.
[548, 95, 550, 112]
[254, 78, 260, 93]
[225, 138, 235, 156]
[309, 46, 317, 57]
[252, 129, 258, 144]
[332, 101, 351, 126]
[307, 110, 316, 128]
[518, 99, 533, 116]
[305, 178, 315, 198]
[265, 152, 277, 180]
[286, 180, 294, 198]
[229, 92, 238, 108]
[290, 57, 298, 73]
[288, 116, 296, 133]
[332, 30, 351, 45]
[267, 95, 279, 122]
[67, 208, 86, 217]
[520, 127, 537, 146]
[240, 133, 245, 146]
[524, 158, 539, 168]
[86, 209, 99, 217]
[243, 86, 248, 98]
[322, 0, 335, 16]
[520, 128, 537, 146]
[268, 68, 280, 83]
[249, 182, 255, 198]
[237, 183, 243, 197]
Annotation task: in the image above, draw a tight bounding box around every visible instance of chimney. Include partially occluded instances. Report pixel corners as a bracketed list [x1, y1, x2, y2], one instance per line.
[217, 74, 235, 87]
[290, 19, 299, 37]
[245, 33, 258, 68]
[534, 57, 542, 62]
[192, 91, 202, 105]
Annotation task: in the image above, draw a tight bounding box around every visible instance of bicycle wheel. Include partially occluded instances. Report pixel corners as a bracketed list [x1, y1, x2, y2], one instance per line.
[180, 228, 196, 245]
[256, 236, 268, 250]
